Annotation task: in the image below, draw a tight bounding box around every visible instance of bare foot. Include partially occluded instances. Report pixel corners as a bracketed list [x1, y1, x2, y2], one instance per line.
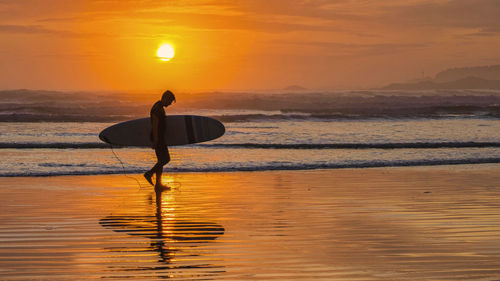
[155, 184, 170, 191]
[143, 172, 154, 186]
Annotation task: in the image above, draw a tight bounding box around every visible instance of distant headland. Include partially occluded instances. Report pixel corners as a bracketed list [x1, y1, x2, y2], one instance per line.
[381, 65, 500, 90]
[282, 85, 308, 91]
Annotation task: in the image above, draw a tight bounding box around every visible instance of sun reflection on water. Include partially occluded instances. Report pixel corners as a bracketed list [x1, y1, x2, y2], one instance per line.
[99, 186, 225, 277]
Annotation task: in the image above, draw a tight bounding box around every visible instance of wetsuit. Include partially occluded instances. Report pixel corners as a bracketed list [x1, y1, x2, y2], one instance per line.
[150, 101, 170, 165]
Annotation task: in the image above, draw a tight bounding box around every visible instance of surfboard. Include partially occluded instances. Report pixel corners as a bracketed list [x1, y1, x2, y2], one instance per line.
[99, 115, 225, 147]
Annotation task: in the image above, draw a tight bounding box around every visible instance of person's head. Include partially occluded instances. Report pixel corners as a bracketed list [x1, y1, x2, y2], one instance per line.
[161, 90, 176, 107]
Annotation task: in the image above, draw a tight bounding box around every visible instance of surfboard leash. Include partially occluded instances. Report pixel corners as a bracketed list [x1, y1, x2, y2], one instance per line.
[107, 143, 146, 191]
[102, 134, 182, 191]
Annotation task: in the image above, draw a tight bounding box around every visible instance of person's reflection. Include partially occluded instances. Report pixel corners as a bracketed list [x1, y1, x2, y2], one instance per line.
[153, 187, 172, 263]
[100, 187, 224, 270]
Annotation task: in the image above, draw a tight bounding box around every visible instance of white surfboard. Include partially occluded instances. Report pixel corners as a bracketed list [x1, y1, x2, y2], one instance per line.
[99, 115, 225, 147]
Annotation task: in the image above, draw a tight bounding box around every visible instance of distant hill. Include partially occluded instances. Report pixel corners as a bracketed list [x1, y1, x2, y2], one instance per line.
[382, 76, 500, 90]
[435, 65, 500, 82]
[381, 65, 500, 90]
[283, 85, 307, 91]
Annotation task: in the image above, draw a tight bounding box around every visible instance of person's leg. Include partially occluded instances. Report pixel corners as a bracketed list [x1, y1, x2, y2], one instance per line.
[144, 162, 160, 186]
[155, 164, 163, 186]
[144, 170, 154, 186]
[154, 146, 170, 188]
[144, 145, 169, 186]
[144, 155, 161, 186]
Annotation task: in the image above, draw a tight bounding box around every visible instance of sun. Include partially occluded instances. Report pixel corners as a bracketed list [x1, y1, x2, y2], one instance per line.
[157, 44, 175, 61]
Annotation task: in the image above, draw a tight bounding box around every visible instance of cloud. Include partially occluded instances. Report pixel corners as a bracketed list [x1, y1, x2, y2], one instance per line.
[0, 24, 104, 37]
[228, 0, 500, 36]
[274, 40, 429, 57]
[0, 24, 52, 34]
[463, 27, 500, 38]
[380, 0, 500, 30]
[32, 1, 368, 35]
[4, 0, 500, 33]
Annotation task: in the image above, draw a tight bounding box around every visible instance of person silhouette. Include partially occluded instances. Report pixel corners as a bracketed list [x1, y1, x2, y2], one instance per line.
[144, 90, 175, 190]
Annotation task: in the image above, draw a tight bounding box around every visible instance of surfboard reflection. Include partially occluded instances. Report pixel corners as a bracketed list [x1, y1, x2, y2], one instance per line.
[99, 188, 225, 276]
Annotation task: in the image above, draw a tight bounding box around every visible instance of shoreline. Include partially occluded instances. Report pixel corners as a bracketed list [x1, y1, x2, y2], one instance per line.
[2, 162, 500, 178]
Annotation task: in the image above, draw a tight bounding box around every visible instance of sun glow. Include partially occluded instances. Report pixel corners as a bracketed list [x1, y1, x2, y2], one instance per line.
[157, 44, 175, 61]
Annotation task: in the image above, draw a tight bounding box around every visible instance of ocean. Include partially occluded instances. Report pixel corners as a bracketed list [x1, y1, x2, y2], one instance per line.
[1, 89, 499, 177]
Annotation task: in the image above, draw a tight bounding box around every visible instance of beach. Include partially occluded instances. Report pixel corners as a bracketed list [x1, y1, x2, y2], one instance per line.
[1, 166, 500, 280]
[3, 0, 500, 280]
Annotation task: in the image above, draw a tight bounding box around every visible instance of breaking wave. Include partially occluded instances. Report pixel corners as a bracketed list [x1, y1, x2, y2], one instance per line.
[0, 142, 110, 149]
[2, 158, 500, 177]
[2, 142, 500, 149]
[1, 89, 500, 122]
[199, 142, 500, 149]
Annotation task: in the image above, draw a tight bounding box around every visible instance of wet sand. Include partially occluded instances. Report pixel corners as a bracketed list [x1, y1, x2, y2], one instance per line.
[1, 166, 500, 280]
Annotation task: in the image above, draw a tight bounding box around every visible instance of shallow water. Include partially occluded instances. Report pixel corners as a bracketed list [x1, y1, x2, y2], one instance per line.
[1, 168, 500, 280]
[1, 119, 500, 176]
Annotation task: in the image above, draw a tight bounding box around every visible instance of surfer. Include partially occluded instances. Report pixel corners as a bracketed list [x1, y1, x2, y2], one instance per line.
[144, 90, 176, 190]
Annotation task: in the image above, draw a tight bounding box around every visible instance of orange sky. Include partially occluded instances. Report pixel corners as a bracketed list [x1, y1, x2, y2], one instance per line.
[1, 0, 500, 91]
